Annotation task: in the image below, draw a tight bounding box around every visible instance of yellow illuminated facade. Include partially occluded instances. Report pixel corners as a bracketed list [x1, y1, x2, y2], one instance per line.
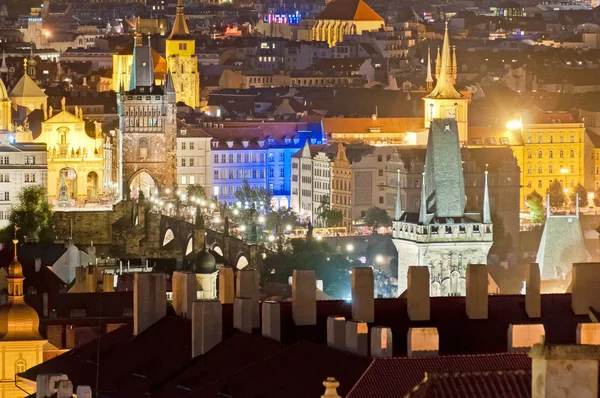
[0, 78, 10, 131]
[0, 239, 49, 398]
[165, 0, 200, 109]
[33, 104, 106, 202]
[111, 33, 168, 92]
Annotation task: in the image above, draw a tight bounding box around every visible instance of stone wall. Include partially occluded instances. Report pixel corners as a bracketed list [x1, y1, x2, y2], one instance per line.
[53, 202, 127, 245]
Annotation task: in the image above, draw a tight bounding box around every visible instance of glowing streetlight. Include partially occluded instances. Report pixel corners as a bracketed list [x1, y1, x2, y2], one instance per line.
[239, 225, 246, 232]
[233, 209, 240, 215]
[268, 234, 275, 242]
[258, 215, 265, 223]
[375, 254, 383, 264]
[209, 203, 215, 209]
[214, 217, 221, 223]
[506, 120, 522, 130]
[316, 235, 323, 241]
[346, 243, 354, 252]
[165, 188, 171, 194]
[564, 188, 568, 193]
[285, 224, 292, 231]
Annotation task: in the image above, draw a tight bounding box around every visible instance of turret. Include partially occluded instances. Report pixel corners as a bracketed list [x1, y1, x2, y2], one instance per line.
[483, 168, 491, 224]
[425, 47, 433, 93]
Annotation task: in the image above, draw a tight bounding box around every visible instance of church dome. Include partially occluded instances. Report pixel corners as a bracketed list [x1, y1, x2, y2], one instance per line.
[194, 249, 216, 274]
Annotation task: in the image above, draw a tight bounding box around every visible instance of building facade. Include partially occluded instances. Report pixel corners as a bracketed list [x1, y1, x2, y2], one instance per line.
[0, 136, 47, 228]
[165, 0, 200, 109]
[176, 121, 212, 192]
[117, 36, 177, 198]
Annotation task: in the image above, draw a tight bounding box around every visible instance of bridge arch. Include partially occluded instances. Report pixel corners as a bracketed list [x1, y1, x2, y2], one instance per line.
[162, 228, 175, 246]
[235, 253, 249, 270]
[210, 242, 224, 256]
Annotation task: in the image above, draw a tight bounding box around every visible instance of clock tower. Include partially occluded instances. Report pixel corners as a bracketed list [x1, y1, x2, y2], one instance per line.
[423, 22, 469, 143]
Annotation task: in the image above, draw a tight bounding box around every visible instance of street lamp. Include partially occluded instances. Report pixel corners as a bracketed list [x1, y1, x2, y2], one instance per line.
[346, 243, 354, 252]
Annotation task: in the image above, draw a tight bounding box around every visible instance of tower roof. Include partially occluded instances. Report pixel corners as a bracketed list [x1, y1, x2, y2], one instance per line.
[168, 0, 190, 40]
[129, 36, 155, 90]
[0, 78, 8, 100]
[9, 73, 47, 99]
[425, 22, 463, 100]
[421, 118, 465, 220]
[317, 0, 383, 21]
[0, 238, 42, 341]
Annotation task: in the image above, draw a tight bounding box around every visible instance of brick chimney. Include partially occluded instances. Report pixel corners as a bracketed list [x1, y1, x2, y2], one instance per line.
[35, 374, 69, 398]
[76, 386, 92, 398]
[351, 267, 374, 322]
[407, 266, 430, 321]
[508, 324, 545, 352]
[526, 263, 541, 318]
[233, 297, 252, 333]
[577, 324, 600, 345]
[218, 267, 234, 304]
[571, 263, 600, 315]
[134, 273, 166, 336]
[103, 273, 115, 293]
[192, 299, 222, 357]
[345, 320, 368, 356]
[292, 270, 316, 326]
[529, 344, 600, 398]
[466, 264, 488, 319]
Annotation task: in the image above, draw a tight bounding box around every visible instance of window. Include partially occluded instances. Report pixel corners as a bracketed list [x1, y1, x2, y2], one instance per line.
[237, 154, 242, 162]
[571, 136, 575, 143]
[24, 174, 35, 183]
[229, 170, 234, 179]
[238, 170, 243, 179]
[538, 150, 542, 159]
[229, 154, 234, 163]
[549, 150, 553, 158]
[181, 176, 187, 184]
[252, 170, 257, 179]
[221, 154, 227, 163]
[279, 168, 284, 177]
[570, 150, 575, 158]
[379, 196, 384, 204]
[571, 165, 575, 173]
[279, 152, 284, 161]
[0, 174, 8, 182]
[245, 154, 250, 163]
[1, 192, 9, 201]
[549, 165, 553, 173]
[179, 43, 187, 51]
[538, 166, 542, 174]
[181, 158, 186, 167]
[560, 136, 564, 143]
[549, 136, 553, 143]
[189, 158, 194, 167]
[268, 168, 274, 178]
[538, 180, 542, 188]
[378, 169, 383, 177]
[245, 170, 251, 179]
[15, 359, 26, 374]
[527, 136, 532, 143]
[528, 166, 532, 174]
[560, 150, 564, 158]
[527, 181, 532, 188]
[538, 136, 542, 144]
[260, 170, 265, 178]
[527, 151, 532, 159]
[269, 153, 274, 162]
[189, 142, 194, 150]
[214, 170, 219, 179]
[214, 154, 219, 164]
[181, 142, 186, 150]
[189, 176, 195, 184]
[377, 155, 382, 162]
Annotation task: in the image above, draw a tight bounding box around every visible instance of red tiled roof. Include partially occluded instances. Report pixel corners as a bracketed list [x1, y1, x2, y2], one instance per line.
[405, 370, 531, 398]
[317, 0, 383, 21]
[347, 354, 532, 398]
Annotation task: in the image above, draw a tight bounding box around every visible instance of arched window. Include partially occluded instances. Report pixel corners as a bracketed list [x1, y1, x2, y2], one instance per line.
[560, 150, 564, 158]
[549, 150, 553, 158]
[15, 359, 26, 374]
[570, 150, 575, 158]
[538, 150, 543, 158]
[527, 150, 532, 159]
[549, 165, 553, 173]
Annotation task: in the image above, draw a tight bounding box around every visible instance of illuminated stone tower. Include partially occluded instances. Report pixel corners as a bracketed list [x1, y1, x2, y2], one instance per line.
[423, 22, 469, 143]
[118, 37, 177, 198]
[165, 0, 200, 109]
[392, 119, 493, 296]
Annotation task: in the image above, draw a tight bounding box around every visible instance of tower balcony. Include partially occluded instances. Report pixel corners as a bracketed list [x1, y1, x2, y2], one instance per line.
[392, 219, 493, 243]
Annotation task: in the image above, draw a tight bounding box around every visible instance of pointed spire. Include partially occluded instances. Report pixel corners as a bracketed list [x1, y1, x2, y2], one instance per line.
[419, 171, 427, 224]
[169, 0, 190, 39]
[165, 69, 175, 93]
[426, 21, 463, 99]
[395, 169, 402, 220]
[483, 167, 491, 224]
[451, 45, 458, 84]
[426, 46, 433, 92]
[435, 46, 441, 80]
[129, 32, 155, 90]
[0, 49, 8, 74]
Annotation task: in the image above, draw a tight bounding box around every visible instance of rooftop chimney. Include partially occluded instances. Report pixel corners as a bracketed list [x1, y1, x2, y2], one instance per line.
[56, 380, 73, 398]
[261, 301, 281, 341]
[529, 344, 600, 398]
[192, 299, 222, 357]
[345, 320, 368, 356]
[134, 273, 166, 336]
[407, 327, 439, 357]
[172, 271, 197, 319]
[103, 273, 115, 293]
[526, 263, 541, 318]
[236, 269, 259, 328]
[466, 264, 488, 319]
[218, 267, 234, 304]
[351, 267, 374, 323]
[371, 326, 393, 358]
[407, 266, 430, 321]
[508, 324, 545, 352]
[572, 263, 600, 315]
[292, 270, 316, 326]
[233, 297, 252, 333]
[577, 324, 600, 345]
[327, 316, 346, 350]
[36, 374, 69, 398]
[76, 386, 92, 398]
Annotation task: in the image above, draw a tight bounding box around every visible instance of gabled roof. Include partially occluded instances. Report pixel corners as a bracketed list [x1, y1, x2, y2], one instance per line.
[44, 110, 83, 124]
[317, 0, 383, 21]
[9, 73, 47, 99]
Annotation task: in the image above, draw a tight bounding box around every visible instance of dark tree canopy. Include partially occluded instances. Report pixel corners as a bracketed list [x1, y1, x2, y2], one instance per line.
[546, 179, 566, 208]
[526, 190, 545, 223]
[6, 185, 54, 243]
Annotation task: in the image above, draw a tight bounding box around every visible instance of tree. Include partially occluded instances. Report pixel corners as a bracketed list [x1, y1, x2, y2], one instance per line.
[364, 206, 392, 232]
[187, 184, 207, 200]
[546, 179, 566, 208]
[526, 190, 546, 223]
[569, 183, 588, 207]
[489, 212, 513, 261]
[233, 180, 273, 223]
[265, 207, 300, 232]
[7, 185, 54, 243]
[316, 196, 343, 227]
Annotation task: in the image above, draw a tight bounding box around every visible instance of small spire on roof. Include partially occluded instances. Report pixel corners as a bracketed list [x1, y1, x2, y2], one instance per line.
[321, 377, 341, 398]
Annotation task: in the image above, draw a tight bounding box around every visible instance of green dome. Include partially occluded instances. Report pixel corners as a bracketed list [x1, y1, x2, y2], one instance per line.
[194, 249, 216, 274]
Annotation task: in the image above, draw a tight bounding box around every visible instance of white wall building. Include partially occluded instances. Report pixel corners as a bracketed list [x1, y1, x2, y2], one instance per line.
[0, 135, 47, 228]
[176, 122, 213, 193]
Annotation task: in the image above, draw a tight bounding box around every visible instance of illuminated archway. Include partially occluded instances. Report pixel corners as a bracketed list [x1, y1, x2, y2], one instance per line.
[58, 167, 77, 199]
[163, 228, 174, 246]
[236, 255, 249, 270]
[87, 171, 99, 199]
[129, 170, 157, 199]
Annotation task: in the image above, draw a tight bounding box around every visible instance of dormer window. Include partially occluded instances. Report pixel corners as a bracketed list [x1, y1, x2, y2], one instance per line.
[212, 141, 218, 149]
[226, 141, 233, 148]
[284, 137, 291, 144]
[258, 140, 265, 148]
[242, 140, 249, 148]
[181, 129, 187, 136]
[293, 138, 299, 144]
[310, 139, 316, 144]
